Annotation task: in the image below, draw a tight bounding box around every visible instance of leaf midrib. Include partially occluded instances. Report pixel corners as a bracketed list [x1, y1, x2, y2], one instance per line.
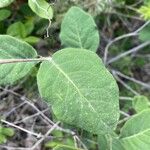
[51, 59, 96, 112]
[74, 21, 83, 49]
[121, 128, 150, 141]
[49, 59, 113, 133]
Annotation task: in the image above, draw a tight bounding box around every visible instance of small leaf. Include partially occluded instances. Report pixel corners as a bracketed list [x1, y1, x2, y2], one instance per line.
[7, 21, 27, 38]
[24, 19, 34, 36]
[60, 7, 100, 52]
[0, 35, 37, 85]
[139, 24, 150, 42]
[24, 36, 40, 44]
[0, 9, 11, 21]
[132, 95, 150, 113]
[2, 128, 14, 137]
[28, 0, 53, 19]
[0, 0, 15, 8]
[0, 134, 7, 144]
[37, 48, 119, 135]
[112, 110, 150, 150]
[45, 141, 59, 148]
[138, 3, 150, 20]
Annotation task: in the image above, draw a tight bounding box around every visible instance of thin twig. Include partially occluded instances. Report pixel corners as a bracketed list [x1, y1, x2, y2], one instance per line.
[117, 116, 131, 125]
[119, 96, 133, 101]
[0, 87, 54, 125]
[120, 111, 130, 117]
[104, 20, 150, 64]
[14, 108, 49, 124]
[0, 88, 87, 149]
[107, 41, 150, 64]
[74, 135, 88, 150]
[110, 11, 143, 21]
[0, 145, 29, 150]
[112, 71, 139, 95]
[1, 119, 43, 138]
[30, 121, 60, 150]
[0, 57, 51, 64]
[4, 101, 27, 117]
[113, 70, 150, 89]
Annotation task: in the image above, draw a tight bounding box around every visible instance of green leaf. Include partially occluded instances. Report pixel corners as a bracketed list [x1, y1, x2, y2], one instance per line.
[37, 48, 119, 135]
[112, 139, 125, 150]
[0, 35, 37, 85]
[0, 134, 7, 144]
[60, 7, 100, 52]
[28, 0, 53, 19]
[138, 3, 150, 20]
[98, 135, 112, 150]
[112, 110, 150, 150]
[120, 110, 150, 138]
[45, 141, 78, 150]
[0, 9, 11, 21]
[144, 0, 150, 5]
[0, 0, 15, 8]
[20, 3, 35, 17]
[24, 36, 40, 44]
[2, 128, 14, 137]
[0, 126, 14, 144]
[45, 141, 59, 148]
[132, 95, 150, 113]
[7, 21, 27, 38]
[24, 19, 34, 36]
[139, 24, 150, 42]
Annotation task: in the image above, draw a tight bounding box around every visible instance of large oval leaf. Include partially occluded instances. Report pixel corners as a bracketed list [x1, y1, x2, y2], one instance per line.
[37, 48, 119, 135]
[112, 110, 150, 150]
[60, 7, 100, 52]
[28, 0, 53, 19]
[0, 0, 15, 8]
[0, 35, 37, 85]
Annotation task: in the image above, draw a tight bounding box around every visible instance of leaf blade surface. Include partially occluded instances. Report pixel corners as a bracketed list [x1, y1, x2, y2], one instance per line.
[60, 7, 100, 52]
[0, 35, 37, 85]
[37, 48, 119, 135]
